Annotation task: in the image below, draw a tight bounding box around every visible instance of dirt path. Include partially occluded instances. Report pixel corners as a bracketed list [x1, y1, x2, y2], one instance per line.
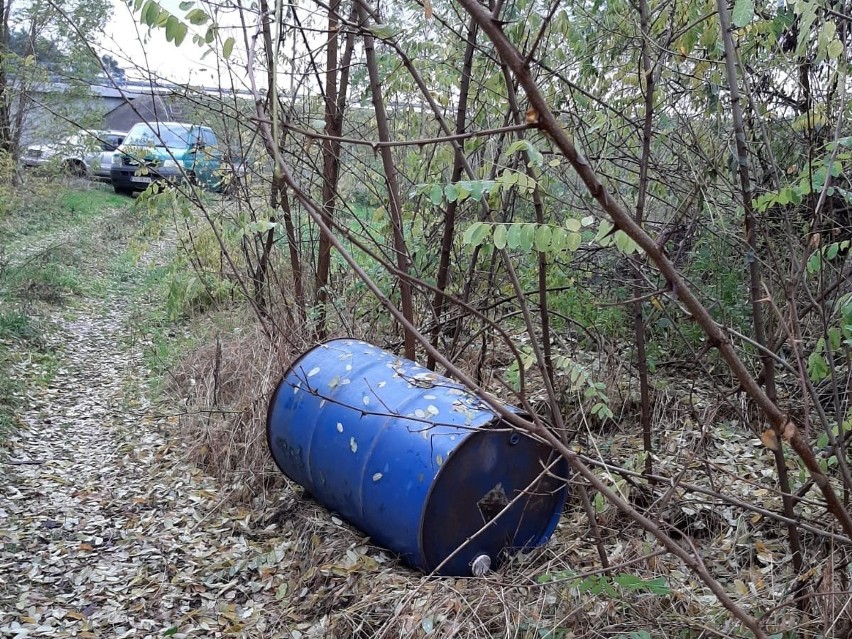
[0, 216, 287, 638]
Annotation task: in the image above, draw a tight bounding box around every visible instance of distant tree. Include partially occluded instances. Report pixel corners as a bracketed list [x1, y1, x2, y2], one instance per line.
[7, 26, 66, 69]
[0, 0, 111, 160]
[100, 54, 125, 85]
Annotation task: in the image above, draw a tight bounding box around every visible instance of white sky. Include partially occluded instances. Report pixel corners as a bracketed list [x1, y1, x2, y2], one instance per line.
[100, 0, 241, 87]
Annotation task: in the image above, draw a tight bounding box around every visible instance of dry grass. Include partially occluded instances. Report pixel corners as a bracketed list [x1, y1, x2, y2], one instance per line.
[169, 319, 311, 499]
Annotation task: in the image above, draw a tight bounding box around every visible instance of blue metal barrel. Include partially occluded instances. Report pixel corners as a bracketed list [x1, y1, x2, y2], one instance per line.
[266, 339, 568, 576]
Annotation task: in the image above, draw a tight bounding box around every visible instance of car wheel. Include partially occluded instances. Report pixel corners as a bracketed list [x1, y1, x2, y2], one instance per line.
[64, 160, 86, 177]
[114, 185, 134, 196]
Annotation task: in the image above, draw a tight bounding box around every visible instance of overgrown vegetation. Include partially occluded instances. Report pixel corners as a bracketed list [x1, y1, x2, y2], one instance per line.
[4, 0, 852, 635]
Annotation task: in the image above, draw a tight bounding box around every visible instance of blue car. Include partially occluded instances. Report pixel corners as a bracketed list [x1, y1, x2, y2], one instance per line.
[110, 121, 225, 195]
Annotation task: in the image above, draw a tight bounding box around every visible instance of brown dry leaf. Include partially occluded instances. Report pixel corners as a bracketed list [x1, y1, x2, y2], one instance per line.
[760, 429, 779, 451]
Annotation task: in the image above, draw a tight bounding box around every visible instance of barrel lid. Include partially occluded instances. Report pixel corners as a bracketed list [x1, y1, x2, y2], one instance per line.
[419, 422, 568, 575]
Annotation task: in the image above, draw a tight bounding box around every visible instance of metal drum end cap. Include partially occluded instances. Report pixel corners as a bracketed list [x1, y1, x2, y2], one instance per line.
[471, 554, 492, 577]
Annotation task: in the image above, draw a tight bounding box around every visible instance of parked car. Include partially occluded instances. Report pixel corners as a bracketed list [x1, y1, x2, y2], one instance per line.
[22, 130, 126, 179]
[110, 121, 236, 195]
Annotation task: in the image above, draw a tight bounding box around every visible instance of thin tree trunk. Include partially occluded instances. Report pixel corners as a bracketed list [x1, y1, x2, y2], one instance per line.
[278, 178, 307, 323]
[251, 0, 283, 319]
[715, 0, 805, 582]
[635, 0, 654, 476]
[315, 0, 342, 339]
[0, 0, 16, 156]
[426, 18, 478, 370]
[497, 67, 553, 385]
[356, 0, 415, 359]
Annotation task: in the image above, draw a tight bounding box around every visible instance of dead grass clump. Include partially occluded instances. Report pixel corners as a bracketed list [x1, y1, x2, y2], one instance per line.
[170, 320, 311, 496]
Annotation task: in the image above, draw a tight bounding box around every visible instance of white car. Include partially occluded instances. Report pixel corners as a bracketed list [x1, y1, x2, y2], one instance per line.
[22, 130, 127, 179]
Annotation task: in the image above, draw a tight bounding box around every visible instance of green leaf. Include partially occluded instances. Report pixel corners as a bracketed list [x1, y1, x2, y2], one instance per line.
[519, 224, 536, 251]
[174, 21, 188, 46]
[807, 251, 822, 274]
[367, 24, 397, 39]
[444, 184, 458, 202]
[156, 9, 170, 27]
[535, 224, 552, 251]
[613, 574, 642, 588]
[828, 38, 845, 59]
[732, 0, 754, 27]
[827, 242, 840, 260]
[223, 36, 235, 59]
[178, 0, 193, 8]
[505, 139, 544, 166]
[456, 182, 471, 202]
[144, 0, 160, 26]
[550, 227, 567, 251]
[186, 7, 208, 24]
[469, 181, 484, 201]
[614, 230, 638, 254]
[165, 15, 178, 41]
[829, 327, 842, 351]
[463, 222, 491, 247]
[595, 219, 613, 246]
[577, 576, 597, 592]
[162, 628, 179, 637]
[493, 224, 508, 249]
[507, 223, 523, 249]
[808, 351, 829, 382]
[429, 184, 443, 205]
[796, 3, 817, 58]
[566, 231, 582, 251]
[245, 220, 277, 234]
[565, 218, 582, 232]
[498, 170, 519, 190]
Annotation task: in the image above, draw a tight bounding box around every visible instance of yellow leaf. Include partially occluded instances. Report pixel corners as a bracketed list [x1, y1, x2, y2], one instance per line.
[751, 568, 766, 590]
[760, 429, 778, 451]
[734, 579, 748, 595]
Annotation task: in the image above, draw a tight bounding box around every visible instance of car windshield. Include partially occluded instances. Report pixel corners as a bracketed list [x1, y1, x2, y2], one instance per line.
[124, 123, 191, 148]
